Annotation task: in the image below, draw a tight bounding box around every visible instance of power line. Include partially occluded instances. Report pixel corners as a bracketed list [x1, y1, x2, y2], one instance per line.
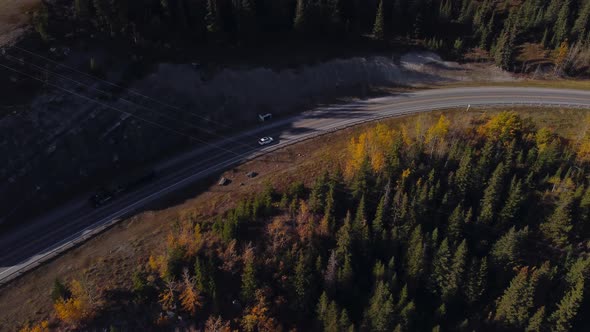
[3, 52, 222, 134]
[12, 45, 243, 131]
[0, 62, 243, 155]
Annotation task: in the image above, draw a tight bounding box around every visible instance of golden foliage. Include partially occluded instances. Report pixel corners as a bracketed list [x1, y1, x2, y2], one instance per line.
[179, 269, 202, 314]
[345, 123, 398, 177]
[535, 127, 553, 153]
[425, 115, 451, 144]
[54, 280, 95, 326]
[159, 280, 177, 311]
[478, 111, 523, 143]
[296, 200, 315, 242]
[205, 315, 232, 332]
[164, 219, 205, 261]
[402, 168, 412, 179]
[18, 321, 49, 332]
[241, 290, 279, 332]
[554, 40, 570, 74]
[576, 116, 590, 161]
[149, 254, 168, 279]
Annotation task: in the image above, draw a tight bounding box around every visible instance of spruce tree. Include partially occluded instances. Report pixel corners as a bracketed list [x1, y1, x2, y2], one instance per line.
[525, 306, 546, 332]
[464, 257, 487, 304]
[373, 0, 386, 40]
[294, 251, 311, 310]
[447, 203, 464, 244]
[552, 0, 570, 47]
[241, 248, 257, 303]
[205, 0, 222, 34]
[491, 226, 528, 268]
[294, 0, 309, 33]
[540, 191, 574, 247]
[478, 162, 505, 225]
[373, 195, 387, 241]
[498, 177, 524, 226]
[494, 267, 536, 328]
[431, 238, 452, 296]
[549, 280, 585, 332]
[406, 225, 425, 281]
[51, 278, 69, 302]
[235, 0, 257, 41]
[448, 239, 468, 299]
[368, 281, 395, 331]
[572, 0, 590, 40]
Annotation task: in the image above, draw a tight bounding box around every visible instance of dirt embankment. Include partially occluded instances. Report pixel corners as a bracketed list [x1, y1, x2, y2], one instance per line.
[0, 0, 39, 46]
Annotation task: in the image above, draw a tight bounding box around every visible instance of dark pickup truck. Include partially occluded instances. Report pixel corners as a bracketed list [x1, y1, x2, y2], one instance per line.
[89, 170, 157, 208]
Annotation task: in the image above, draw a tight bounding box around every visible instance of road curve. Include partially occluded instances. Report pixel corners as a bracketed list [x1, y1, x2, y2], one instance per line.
[2, 86, 590, 285]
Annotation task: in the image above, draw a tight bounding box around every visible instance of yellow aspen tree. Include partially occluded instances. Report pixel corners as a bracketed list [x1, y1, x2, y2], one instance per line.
[54, 279, 94, 326]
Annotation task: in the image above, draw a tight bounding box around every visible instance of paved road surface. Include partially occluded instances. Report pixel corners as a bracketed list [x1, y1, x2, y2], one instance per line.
[2, 86, 590, 285]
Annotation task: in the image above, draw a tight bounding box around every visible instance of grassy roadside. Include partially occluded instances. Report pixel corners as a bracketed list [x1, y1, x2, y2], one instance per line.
[2, 106, 590, 330]
[442, 79, 590, 91]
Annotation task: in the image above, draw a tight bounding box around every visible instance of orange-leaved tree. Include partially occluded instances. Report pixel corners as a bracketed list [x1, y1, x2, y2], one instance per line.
[53, 279, 96, 326]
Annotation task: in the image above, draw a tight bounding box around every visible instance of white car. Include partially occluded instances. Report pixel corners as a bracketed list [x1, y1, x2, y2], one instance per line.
[258, 136, 274, 146]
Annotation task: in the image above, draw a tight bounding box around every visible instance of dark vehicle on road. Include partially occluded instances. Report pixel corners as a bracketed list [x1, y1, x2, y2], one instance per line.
[89, 169, 157, 208]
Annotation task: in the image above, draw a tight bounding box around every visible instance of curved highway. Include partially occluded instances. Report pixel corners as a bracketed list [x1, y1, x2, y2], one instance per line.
[2, 86, 590, 285]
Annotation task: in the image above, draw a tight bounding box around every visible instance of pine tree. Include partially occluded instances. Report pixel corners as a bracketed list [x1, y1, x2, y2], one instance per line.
[494, 267, 536, 328]
[464, 257, 487, 304]
[324, 250, 338, 289]
[494, 25, 516, 70]
[491, 226, 529, 268]
[478, 162, 506, 225]
[241, 247, 257, 303]
[373, 0, 386, 40]
[455, 149, 473, 199]
[541, 27, 549, 48]
[399, 300, 416, 330]
[340, 309, 353, 331]
[448, 239, 468, 299]
[336, 212, 353, 260]
[498, 177, 524, 226]
[565, 257, 590, 288]
[525, 306, 546, 332]
[406, 225, 425, 281]
[294, 0, 310, 33]
[205, 0, 222, 34]
[373, 194, 387, 240]
[52, 278, 69, 302]
[309, 172, 329, 213]
[367, 281, 395, 331]
[75, 0, 90, 18]
[325, 300, 340, 332]
[317, 291, 329, 319]
[294, 251, 311, 310]
[235, 0, 257, 41]
[572, 0, 590, 40]
[353, 195, 369, 243]
[540, 191, 574, 247]
[447, 203, 464, 244]
[549, 280, 585, 332]
[431, 237, 452, 296]
[552, 0, 570, 47]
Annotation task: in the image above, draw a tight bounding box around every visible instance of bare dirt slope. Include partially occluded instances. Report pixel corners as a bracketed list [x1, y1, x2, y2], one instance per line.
[0, 0, 38, 46]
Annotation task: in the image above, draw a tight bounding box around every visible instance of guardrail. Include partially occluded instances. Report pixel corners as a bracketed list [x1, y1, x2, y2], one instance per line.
[1, 101, 588, 287]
